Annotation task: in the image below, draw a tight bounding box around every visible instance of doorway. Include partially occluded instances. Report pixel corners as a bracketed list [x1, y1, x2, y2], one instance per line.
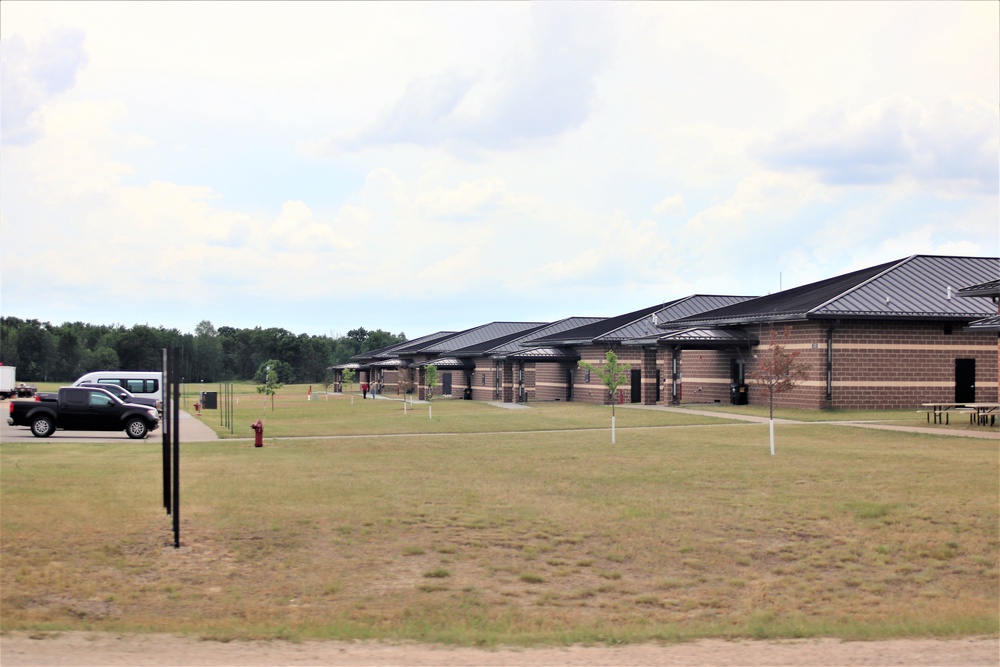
[955, 359, 975, 403]
[442, 372, 452, 396]
[630, 369, 641, 403]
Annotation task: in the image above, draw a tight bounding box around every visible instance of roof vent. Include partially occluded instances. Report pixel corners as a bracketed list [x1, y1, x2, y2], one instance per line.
[885, 295, 891, 305]
[946, 286, 953, 300]
[652, 313, 659, 326]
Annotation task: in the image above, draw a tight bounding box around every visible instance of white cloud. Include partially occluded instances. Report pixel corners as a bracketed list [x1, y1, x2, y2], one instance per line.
[319, 2, 612, 155]
[758, 97, 999, 194]
[653, 195, 685, 217]
[0, 2, 996, 335]
[0, 28, 88, 145]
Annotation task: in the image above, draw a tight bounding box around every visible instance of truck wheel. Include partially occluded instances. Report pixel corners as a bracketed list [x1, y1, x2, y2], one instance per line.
[126, 418, 148, 439]
[30, 415, 55, 438]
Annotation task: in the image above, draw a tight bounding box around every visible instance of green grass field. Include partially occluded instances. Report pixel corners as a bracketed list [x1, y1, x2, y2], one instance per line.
[2, 388, 997, 645]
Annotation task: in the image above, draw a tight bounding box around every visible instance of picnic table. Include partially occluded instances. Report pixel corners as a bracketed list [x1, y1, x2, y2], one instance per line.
[921, 403, 965, 425]
[963, 403, 999, 427]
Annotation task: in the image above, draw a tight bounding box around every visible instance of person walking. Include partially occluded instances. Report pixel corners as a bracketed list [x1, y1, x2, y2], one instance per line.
[361, 382, 368, 399]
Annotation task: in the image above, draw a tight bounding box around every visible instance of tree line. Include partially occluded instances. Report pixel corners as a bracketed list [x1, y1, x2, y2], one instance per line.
[0, 317, 405, 384]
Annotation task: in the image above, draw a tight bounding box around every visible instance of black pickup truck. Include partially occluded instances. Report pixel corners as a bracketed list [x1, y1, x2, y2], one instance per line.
[8, 387, 161, 439]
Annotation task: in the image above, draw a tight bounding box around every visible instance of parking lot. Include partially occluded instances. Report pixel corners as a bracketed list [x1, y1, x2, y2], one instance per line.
[1, 407, 218, 443]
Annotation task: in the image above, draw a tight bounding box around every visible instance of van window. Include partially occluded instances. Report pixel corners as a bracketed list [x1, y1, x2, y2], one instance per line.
[126, 379, 157, 394]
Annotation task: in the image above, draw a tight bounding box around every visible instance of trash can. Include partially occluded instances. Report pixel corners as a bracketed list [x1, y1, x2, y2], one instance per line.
[730, 383, 739, 405]
[736, 383, 748, 405]
[200, 391, 218, 410]
[463, 387, 472, 400]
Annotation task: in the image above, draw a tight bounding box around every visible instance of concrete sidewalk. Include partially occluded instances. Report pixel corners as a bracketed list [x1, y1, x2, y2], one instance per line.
[175, 410, 219, 442]
[638, 405, 999, 440]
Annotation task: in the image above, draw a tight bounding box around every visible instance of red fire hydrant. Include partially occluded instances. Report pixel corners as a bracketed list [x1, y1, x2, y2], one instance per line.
[251, 419, 264, 447]
[194, 402, 201, 416]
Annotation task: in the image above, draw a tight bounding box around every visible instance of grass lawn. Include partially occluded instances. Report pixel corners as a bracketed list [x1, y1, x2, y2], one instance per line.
[2, 394, 997, 645]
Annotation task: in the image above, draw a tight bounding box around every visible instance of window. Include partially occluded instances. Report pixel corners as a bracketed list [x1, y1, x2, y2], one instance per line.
[89, 391, 114, 407]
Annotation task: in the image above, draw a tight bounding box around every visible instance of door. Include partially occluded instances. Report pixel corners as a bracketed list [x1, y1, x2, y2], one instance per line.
[630, 369, 642, 403]
[442, 372, 452, 396]
[566, 369, 574, 402]
[655, 370, 661, 403]
[955, 359, 976, 403]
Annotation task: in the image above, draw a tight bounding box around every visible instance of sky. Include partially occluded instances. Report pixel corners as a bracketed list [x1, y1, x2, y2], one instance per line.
[1, 1, 998, 339]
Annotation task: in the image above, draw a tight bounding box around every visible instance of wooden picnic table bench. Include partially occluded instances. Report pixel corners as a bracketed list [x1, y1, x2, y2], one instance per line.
[963, 403, 999, 427]
[921, 403, 966, 425]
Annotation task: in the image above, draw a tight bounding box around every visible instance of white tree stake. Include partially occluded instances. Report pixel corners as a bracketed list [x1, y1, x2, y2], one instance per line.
[769, 419, 775, 456]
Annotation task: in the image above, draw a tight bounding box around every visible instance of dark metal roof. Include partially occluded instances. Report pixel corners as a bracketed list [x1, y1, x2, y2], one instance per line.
[488, 317, 605, 356]
[383, 331, 459, 356]
[414, 322, 547, 356]
[599, 295, 756, 342]
[329, 362, 365, 370]
[966, 315, 1000, 332]
[417, 357, 474, 370]
[506, 347, 581, 361]
[448, 323, 551, 357]
[656, 327, 759, 349]
[368, 359, 409, 368]
[678, 255, 999, 326]
[526, 302, 675, 346]
[957, 279, 1000, 298]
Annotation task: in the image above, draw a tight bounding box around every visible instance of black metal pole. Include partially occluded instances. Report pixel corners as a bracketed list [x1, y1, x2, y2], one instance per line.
[162, 348, 171, 515]
[172, 349, 181, 548]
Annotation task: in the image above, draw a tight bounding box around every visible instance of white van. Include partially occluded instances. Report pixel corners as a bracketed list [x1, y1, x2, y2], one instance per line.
[73, 371, 163, 404]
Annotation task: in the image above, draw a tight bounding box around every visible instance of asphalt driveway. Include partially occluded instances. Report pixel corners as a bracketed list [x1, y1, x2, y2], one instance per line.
[1, 408, 219, 443]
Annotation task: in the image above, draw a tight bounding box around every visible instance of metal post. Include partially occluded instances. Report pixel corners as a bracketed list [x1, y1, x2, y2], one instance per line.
[162, 348, 171, 515]
[172, 349, 181, 548]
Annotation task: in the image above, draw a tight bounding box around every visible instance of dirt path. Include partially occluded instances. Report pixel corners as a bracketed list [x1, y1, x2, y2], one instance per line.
[2, 633, 998, 666]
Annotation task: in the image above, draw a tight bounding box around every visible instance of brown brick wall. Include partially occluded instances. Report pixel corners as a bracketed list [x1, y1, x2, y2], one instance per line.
[683, 321, 998, 410]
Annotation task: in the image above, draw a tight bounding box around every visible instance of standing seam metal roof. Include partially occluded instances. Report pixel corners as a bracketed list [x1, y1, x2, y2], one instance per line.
[414, 322, 547, 355]
[487, 317, 605, 356]
[677, 255, 999, 325]
[598, 295, 757, 341]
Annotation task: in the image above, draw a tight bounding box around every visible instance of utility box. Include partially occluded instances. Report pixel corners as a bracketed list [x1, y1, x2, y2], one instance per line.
[200, 391, 218, 410]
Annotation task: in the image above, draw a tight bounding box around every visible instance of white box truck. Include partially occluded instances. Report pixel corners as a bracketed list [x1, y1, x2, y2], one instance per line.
[0, 366, 37, 400]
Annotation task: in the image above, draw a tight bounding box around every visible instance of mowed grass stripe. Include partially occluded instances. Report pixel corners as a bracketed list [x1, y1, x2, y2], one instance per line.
[2, 405, 997, 645]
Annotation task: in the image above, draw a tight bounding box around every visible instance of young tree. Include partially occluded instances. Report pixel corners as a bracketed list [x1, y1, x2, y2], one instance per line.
[424, 364, 438, 400]
[342, 368, 356, 402]
[320, 371, 333, 401]
[256, 363, 284, 413]
[424, 364, 438, 419]
[580, 350, 631, 444]
[750, 325, 809, 455]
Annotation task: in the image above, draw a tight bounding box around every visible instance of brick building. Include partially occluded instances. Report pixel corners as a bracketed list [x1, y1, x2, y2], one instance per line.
[668, 255, 999, 409]
[334, 254, 997, 411]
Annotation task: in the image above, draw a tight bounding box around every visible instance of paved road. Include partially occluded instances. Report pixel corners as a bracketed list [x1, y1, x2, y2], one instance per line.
[1, 407, 219, 444]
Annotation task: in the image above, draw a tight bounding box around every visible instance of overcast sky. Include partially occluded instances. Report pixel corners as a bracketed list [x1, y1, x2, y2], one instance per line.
[2, 2, 997, 339]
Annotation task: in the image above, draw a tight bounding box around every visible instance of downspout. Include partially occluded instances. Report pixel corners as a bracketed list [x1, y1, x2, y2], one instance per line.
[671, 345, 680, 405]
[826, 325, 834, 403]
